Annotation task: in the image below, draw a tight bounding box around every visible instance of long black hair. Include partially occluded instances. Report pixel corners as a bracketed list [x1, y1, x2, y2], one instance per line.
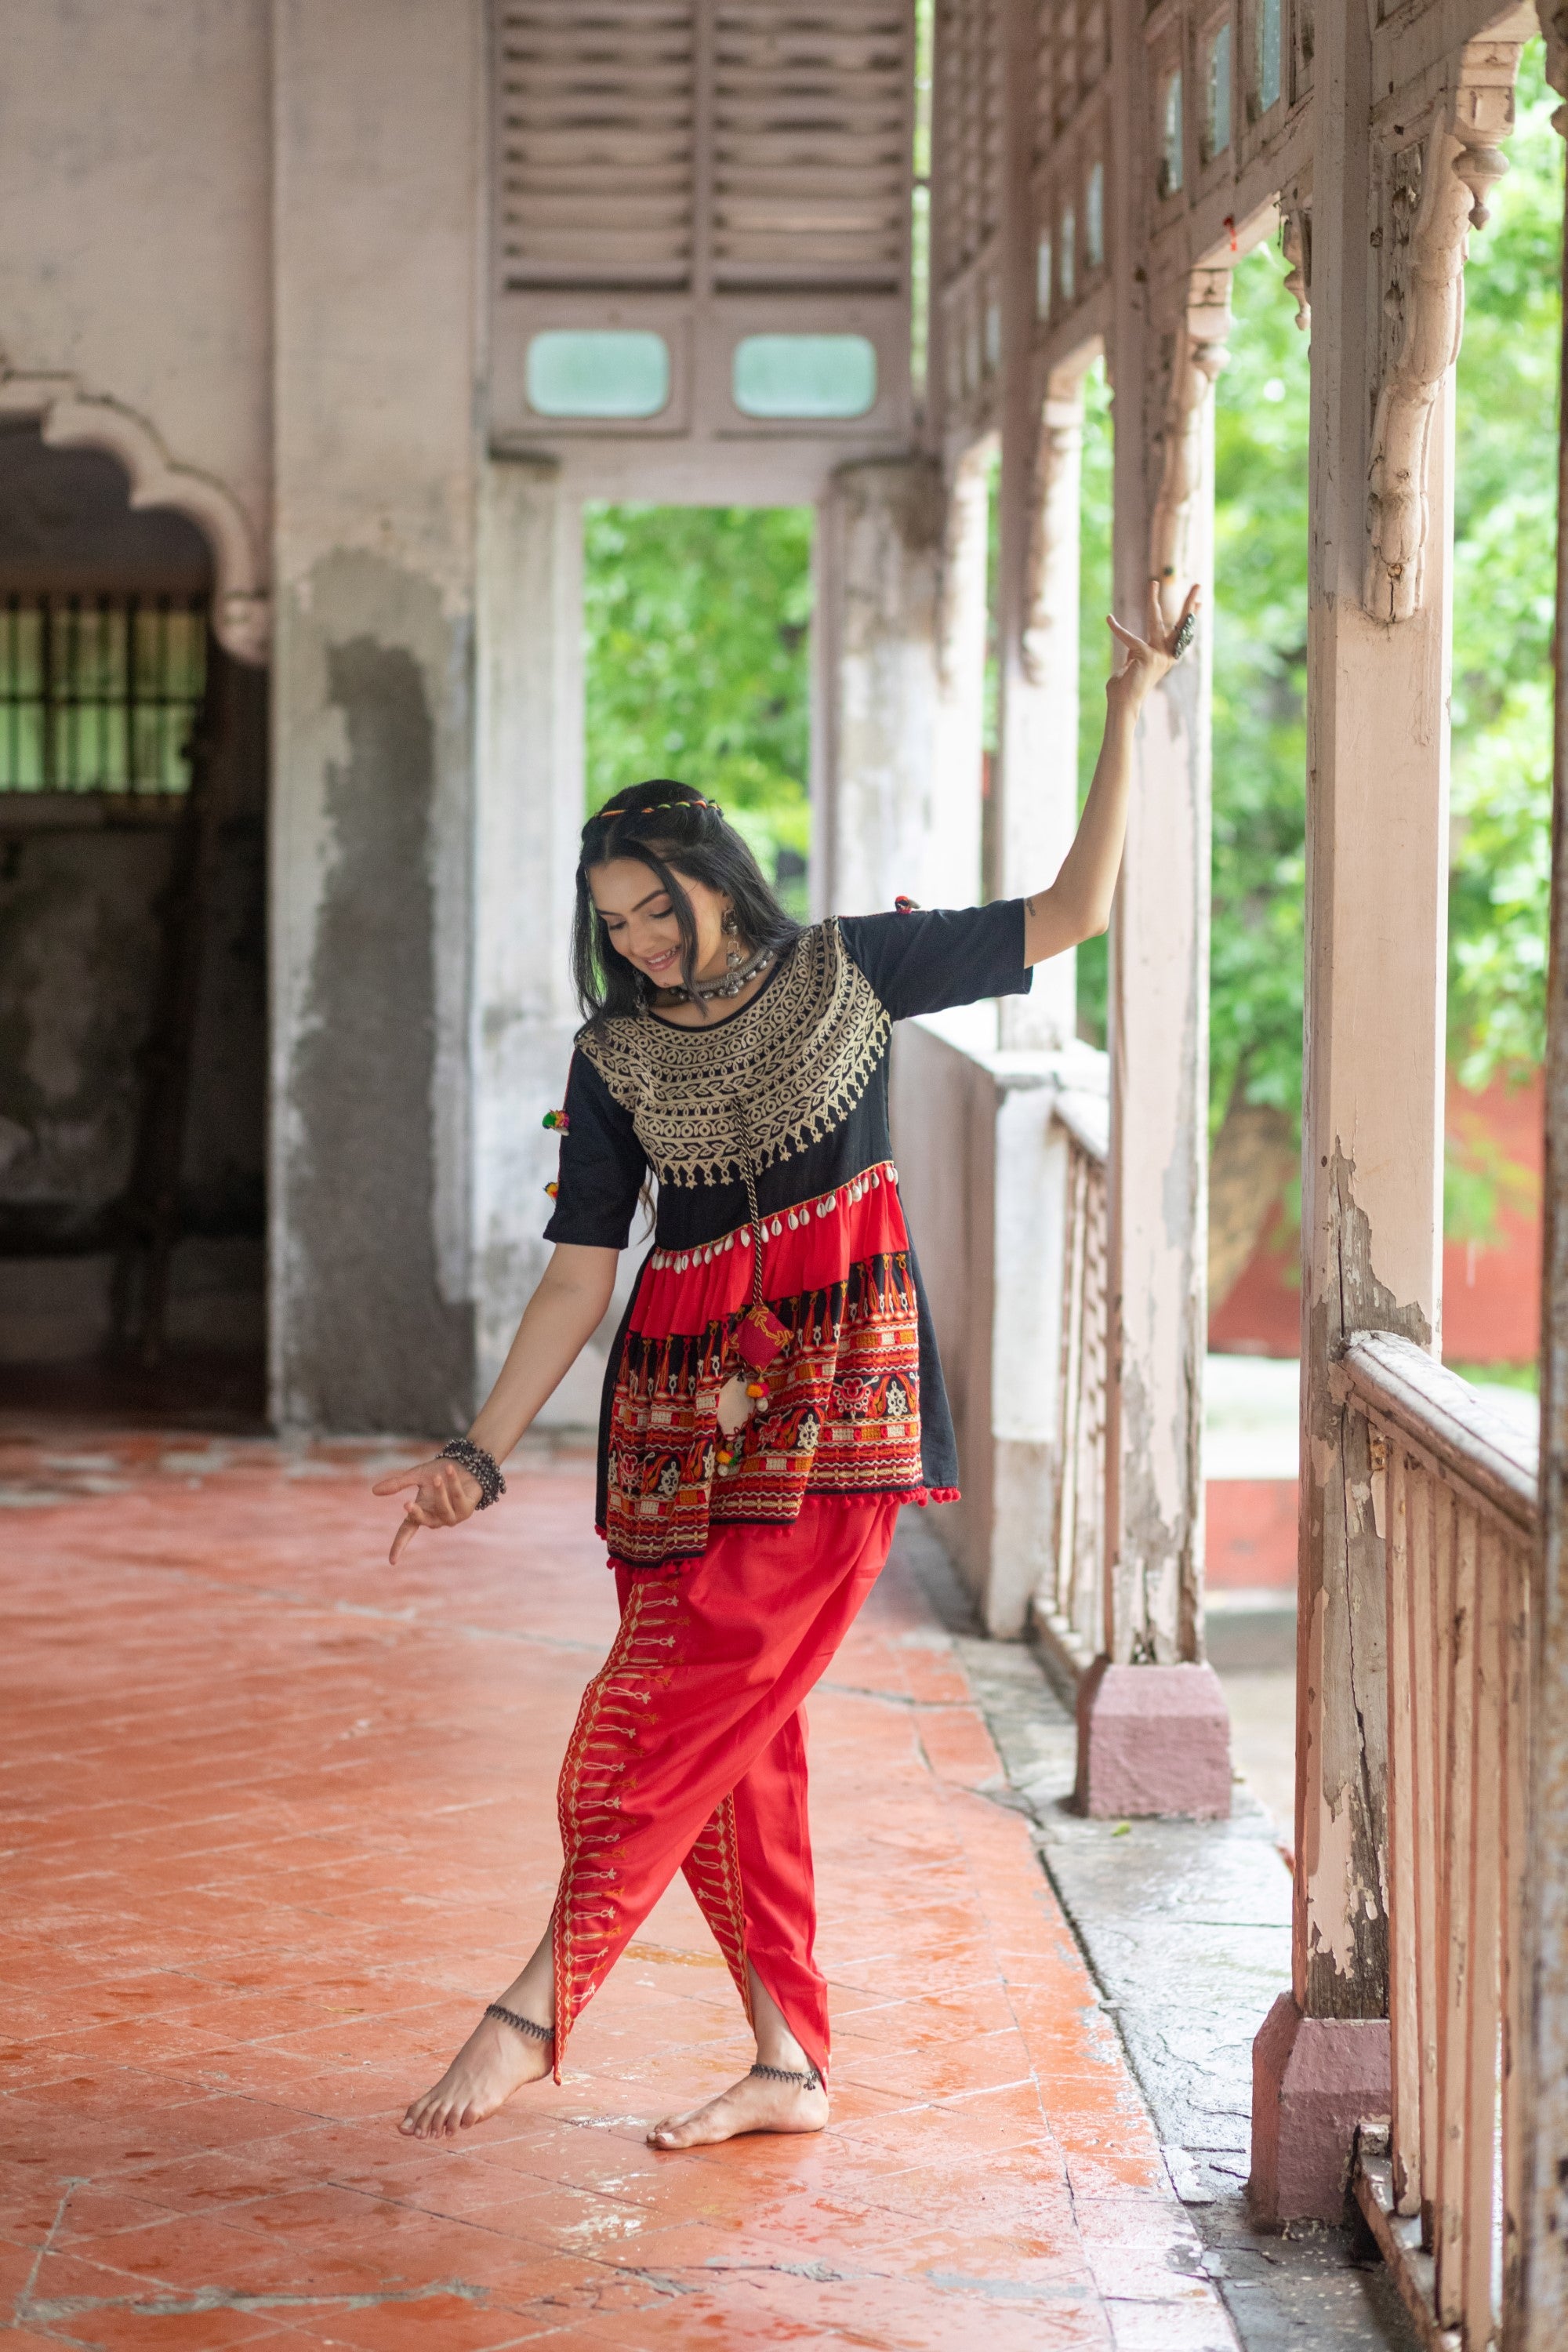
[572, 779, 802, 1025]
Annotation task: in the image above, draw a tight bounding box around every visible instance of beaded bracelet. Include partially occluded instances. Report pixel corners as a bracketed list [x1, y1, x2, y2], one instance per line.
[438, 1436, 506, 1510]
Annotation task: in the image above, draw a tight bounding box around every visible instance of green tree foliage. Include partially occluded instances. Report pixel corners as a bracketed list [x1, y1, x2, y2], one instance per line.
[1073, 357, 1115, 1038]
[580, 44, 1560, 1235]
[582, 503, 814, 907]
[1449, 45, 1562, 1092]
[1199, 39, 1560, 1200]
[1208, 243, 1310, 1142]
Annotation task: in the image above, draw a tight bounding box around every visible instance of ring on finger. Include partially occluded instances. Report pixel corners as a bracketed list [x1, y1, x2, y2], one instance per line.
[1171, 611, 1197, 659]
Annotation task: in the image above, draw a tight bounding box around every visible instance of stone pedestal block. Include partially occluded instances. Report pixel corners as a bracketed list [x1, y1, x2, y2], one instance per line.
[1249, 1992, 1391, 2223]
[1074, 1657, 1232, 1819]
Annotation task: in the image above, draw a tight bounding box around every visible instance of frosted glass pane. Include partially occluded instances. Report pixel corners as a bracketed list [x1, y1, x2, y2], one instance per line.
[1207, 24, 1232, 158]
[1085, 162, 1105, 268]
[1259, 0, 1282, 111]
[526, 330, 670, 419]
[732, 334, 877, 419]
[1160, 71, 1184, 196]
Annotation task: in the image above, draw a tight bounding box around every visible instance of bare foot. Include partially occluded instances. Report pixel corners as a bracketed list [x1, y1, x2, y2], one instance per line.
[400, 2011, 552, 2140]
[648, 2068, 829, 2150]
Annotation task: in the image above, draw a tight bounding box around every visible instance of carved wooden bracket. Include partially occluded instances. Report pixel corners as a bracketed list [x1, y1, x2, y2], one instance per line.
[1363, 41, 1523, 626]
[1149, 269, 1233, 635]
[0, 363, 269, 664]
[1541, 1, 1568, 132]
[1281, 208, 1312, 334]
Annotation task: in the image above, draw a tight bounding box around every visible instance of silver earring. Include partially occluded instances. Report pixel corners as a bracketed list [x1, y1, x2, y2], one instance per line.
[722, 908, 741, 970]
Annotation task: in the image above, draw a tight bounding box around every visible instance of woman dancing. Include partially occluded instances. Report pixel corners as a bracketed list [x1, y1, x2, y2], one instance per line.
[384, 581, 1199, 2151]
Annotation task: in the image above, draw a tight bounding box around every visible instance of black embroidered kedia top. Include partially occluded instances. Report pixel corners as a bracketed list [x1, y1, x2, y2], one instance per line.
[543, 901, 1032, 1572]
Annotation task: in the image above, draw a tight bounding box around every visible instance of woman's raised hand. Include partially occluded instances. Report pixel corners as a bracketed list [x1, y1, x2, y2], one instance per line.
[371, 1456, 484, 1566]
[1105, 581, 1202, 712]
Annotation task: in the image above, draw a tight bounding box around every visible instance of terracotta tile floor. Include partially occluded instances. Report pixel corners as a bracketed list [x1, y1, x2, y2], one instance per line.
[1, 1425, 1236, 2350]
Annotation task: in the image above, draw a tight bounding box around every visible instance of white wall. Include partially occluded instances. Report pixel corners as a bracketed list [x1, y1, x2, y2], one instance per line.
[0, 0, 270, 549]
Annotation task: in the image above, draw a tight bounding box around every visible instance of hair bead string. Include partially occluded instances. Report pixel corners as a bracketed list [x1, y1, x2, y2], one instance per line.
[593, 793, 722, 822]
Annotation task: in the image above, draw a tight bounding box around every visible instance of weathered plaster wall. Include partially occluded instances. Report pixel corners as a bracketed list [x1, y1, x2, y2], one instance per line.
[270, 0, 485, 1432]
[815, 456, 982, 919]
[891, 1010, 1085, 1636]
[0, 0, 270, 548]
[472, 460, 634, 1420]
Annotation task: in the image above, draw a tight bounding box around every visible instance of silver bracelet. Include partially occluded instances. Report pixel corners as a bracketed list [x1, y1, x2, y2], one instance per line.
[438, 1437, 505, 1509]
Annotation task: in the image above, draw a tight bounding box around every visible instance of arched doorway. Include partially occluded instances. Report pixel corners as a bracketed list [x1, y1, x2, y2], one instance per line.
[0, 421, 267, 1421]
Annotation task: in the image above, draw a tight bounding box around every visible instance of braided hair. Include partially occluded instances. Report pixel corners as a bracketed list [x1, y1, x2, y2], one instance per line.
[572, 779, 802, 1025]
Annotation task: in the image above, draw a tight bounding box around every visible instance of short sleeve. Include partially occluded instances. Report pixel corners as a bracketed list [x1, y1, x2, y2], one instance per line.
[542, 1048, 648, 1249]
[837, 900, 1033, 1022]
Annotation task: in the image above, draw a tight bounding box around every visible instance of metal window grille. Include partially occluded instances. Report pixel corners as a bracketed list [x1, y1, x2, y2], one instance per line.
[0, 593, 209, 795]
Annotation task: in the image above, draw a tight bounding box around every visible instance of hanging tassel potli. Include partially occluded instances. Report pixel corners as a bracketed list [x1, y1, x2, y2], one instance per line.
[713, 1098, 791, 1472]
[543, 1105, 568, 1199]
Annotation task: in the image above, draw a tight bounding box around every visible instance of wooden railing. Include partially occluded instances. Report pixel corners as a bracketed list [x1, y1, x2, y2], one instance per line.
[1341, 1334, 1538, 2352]
[1033, 1091, 1108, 1679]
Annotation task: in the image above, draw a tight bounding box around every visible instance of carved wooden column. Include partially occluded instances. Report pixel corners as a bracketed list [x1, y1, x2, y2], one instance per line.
[1250, 10, 1525, 2223]
[990, 0, 1080, 1050]
[1075, 17, 1233, 1814]
[1520, 13, 1568, 2340]
[993, 381, 1087, 1051]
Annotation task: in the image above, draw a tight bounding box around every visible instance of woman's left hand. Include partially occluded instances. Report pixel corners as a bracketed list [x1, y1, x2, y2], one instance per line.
[371, 1456, 484, 1566]
[1106, 581, 1202, 713]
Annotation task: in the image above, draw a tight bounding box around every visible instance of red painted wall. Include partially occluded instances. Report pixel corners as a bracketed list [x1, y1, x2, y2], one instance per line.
[1208, 1073, 1543, 1367]
[1207, 1479, 1298, 1589]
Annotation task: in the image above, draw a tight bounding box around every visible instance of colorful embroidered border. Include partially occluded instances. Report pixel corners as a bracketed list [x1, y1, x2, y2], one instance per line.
[552, 1577, 682, 2077]
[576, 920, 891, 1186]
[604, 1249, 924, 1570]
[681, 1794, 753, 2024]
[646, 1162, 898, 1273]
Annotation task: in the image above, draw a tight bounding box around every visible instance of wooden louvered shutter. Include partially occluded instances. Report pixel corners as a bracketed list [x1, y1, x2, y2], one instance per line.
[496, 2, 697, 288]
[711, 5, 909, 292]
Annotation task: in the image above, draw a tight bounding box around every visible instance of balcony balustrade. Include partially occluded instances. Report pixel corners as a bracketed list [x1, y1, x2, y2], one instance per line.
[1338, 1336, 1537, 2351]
[1033, 1089, 1108, 1686]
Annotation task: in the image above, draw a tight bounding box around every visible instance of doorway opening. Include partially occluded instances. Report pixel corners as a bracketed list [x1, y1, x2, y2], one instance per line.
[0, 423, 267, 1426]
[581, 503, 815, 919]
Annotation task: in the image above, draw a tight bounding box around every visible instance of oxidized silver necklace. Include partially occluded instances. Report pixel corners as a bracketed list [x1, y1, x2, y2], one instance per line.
[656, 940, 775, 1006]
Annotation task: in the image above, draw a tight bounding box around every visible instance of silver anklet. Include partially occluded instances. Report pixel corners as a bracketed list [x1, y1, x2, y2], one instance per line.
[486, 2001, 553, 2045]
[750, 2060, 821, 2092]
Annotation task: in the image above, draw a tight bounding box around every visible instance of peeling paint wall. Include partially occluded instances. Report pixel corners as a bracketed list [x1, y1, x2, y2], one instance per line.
[269, 1, 485, 1432]
[278, 582, 472, 1429]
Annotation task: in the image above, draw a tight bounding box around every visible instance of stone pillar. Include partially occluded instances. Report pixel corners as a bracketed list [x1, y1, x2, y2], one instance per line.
[268, 0, 483, 1433]
[1250, 13, 1523, 2223]
[473, 457, 605, 1417]
[815, 452, 982, 919]
[1075, 38, 1231, 1813]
